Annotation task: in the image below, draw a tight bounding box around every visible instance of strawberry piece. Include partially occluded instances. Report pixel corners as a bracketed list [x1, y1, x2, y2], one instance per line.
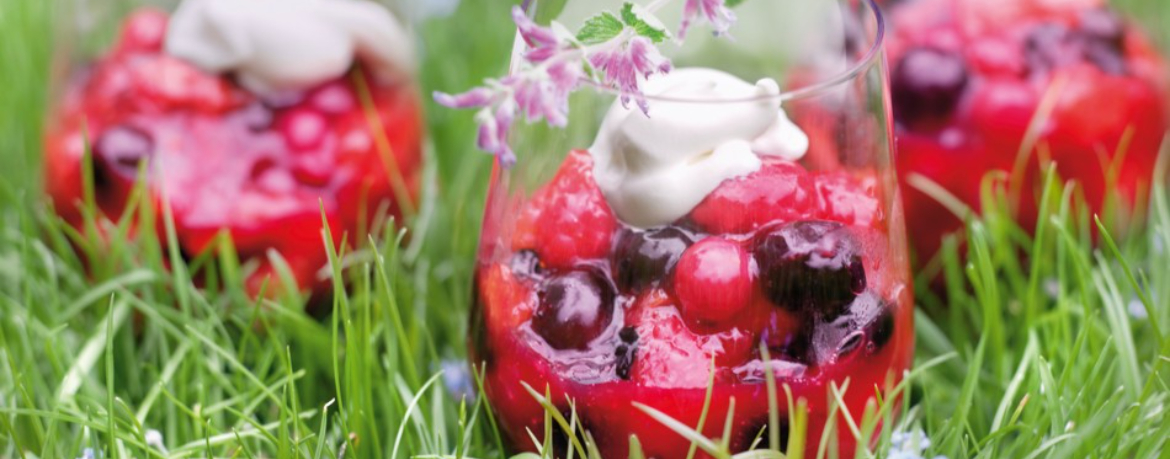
[631, 298, 755, 388]
[513, 150, 617, 269]
[690, 157, 816, 234]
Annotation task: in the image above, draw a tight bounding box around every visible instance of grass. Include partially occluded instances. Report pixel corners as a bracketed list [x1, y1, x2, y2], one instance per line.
[1, 1, 1170, 458]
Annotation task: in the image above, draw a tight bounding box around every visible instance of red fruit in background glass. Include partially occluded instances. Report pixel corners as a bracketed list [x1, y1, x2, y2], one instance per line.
[44, 9, 423, 299]
[886, 0, 1169, 260]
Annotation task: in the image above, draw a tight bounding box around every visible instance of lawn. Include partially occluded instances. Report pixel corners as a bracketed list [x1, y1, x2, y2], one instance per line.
[1, 1, 1169, 458]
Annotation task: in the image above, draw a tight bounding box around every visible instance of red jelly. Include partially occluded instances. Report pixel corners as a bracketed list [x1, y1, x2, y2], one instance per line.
[472, 151, 914, 457]
[886, 0, 1169, 259]
[45, 9, 423, 297]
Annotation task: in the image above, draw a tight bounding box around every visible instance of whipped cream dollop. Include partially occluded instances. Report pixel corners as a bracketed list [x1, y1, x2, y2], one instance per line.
[590, 68, 809, 228]
[166, 0, 415, 95]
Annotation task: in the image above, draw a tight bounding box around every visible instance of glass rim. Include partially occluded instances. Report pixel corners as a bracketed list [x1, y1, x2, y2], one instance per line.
[523, 0, 886, 105]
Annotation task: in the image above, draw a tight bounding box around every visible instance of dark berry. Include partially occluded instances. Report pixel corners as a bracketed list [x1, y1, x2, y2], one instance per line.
[806, 292, 893, 365]
[619, 326, 638, 344]
[1025, 23, 1079, 74]
[867, 308, 895, 351]
[95, 125, 154, 179]
[755, 221, 866, 316]
[533, 270, 616, 350]
[510, 249, 544, 279]
[1079, 8, 1125, 48]
[891, 47, 969, 127]
[615, 343, 636, 380]
[612, 227, 694, 292]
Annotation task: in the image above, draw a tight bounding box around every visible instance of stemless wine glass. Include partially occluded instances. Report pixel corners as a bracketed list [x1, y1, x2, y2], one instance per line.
[44, 0, 423, 299]
[469, 0, 913, 457]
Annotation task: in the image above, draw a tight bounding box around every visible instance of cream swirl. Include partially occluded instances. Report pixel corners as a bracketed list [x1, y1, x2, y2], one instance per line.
[590, 68, 809, 228]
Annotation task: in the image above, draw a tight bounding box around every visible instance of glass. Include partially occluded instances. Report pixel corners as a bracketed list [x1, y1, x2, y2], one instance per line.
[469, 0, 913, 456]
[44, 0, 424, 299]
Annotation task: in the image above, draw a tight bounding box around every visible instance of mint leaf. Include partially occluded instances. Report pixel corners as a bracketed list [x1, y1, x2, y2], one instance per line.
[725, 0, 747, 7]
[620, 3, 668, 43]
[576, 12, 624, 45]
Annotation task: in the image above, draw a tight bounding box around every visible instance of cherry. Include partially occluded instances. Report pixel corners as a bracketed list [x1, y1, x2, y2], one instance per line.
[754, 221, 866, 317]
[673, 237, 754, 326]
[612, 227, 695, 292]
[1078, 8, 1127, 74]
[891, 47, 969, 128]
[532, 270, 617, 350]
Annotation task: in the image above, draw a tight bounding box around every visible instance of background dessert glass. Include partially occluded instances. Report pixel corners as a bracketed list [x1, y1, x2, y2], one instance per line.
[44, 0, 424, 302]
[470, 0, 913, 456]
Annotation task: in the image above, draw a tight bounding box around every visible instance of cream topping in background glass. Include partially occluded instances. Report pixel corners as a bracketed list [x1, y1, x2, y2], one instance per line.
[165, 0, 416, 95]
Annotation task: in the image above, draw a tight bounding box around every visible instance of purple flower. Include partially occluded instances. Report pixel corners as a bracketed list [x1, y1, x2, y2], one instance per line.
[589, 36, 671, 114]
[475, 103, 517, 167]
[512, 5, 559, 62]
[433, 87, 495, 109]
[679, 0, 737, 39]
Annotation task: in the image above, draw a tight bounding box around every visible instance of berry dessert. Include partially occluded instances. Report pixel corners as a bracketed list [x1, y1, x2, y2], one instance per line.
[885, 0, 1169, 259]
[45, 0, 422, 297]
[472, 69, 913, 457]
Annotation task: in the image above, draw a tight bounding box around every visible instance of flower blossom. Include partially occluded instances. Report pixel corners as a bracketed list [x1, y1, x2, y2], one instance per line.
[589, 36, 672, 114]
[679, 0, 737, 39]
[436, 0, 738, 166]
[888, 429, 948, 459]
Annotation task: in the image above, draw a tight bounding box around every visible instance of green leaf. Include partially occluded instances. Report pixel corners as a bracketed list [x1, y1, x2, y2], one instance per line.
[620, 3, 668, 43]
[576, 11, 624, 45]
[725, 0, 748, 7]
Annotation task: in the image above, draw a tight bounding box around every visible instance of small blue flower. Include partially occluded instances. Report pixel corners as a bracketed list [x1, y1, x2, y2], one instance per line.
[888, 429, 947, 459]
[442, 359, 476, 402]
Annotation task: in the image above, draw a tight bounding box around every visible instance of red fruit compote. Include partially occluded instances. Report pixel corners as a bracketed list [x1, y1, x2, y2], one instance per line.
[470, 2, 912, 457]
[885, 0, 1169, 260]
[45, 2, 423, 298]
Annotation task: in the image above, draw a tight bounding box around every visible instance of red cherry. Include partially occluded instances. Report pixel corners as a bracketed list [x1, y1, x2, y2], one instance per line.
[674, 237, 754, 326]
[690, 157, 815, 234]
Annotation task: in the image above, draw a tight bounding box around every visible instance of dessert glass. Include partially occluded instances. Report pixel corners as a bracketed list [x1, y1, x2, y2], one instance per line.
[470, 0, 913, 457]
[44, 0, 424, 299]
